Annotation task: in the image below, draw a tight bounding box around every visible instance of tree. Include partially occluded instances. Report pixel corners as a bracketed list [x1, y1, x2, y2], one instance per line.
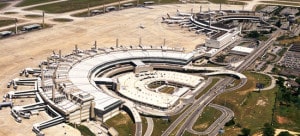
[263, 123, 275, 136]
[247, 31, 260, 38]
[239, 128, 251, 136]
[278, 131, 292, 136]
[296, 78, 300, 85]
[225, 118, 235, 126]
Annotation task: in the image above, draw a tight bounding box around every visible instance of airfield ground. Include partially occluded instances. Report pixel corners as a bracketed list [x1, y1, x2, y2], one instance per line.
[0, 3, 247, 136]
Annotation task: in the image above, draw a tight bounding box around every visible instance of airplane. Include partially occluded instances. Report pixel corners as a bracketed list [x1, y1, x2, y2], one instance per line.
[181, 24, 194, 28]
[162, 17, 189, 24]
[176, 9, 191, 17]
[166, 13, 187, 20]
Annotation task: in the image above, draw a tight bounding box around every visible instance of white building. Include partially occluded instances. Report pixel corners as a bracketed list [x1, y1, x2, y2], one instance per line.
[205, 29, 240, 49]
[230, 46, 254, 55]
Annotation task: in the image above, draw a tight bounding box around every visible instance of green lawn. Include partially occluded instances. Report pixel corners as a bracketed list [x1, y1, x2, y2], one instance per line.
[233, 71, 272, 93]
[208, 0, 246, 5]
[106, 112, 135, 135]
[255, 4, 267, 12]
[3, 12, 18, 14]
[275, 104, 300, 131]
[52, 18, 74, 22]
[208, 0, 227, 4]
[16, 0, 58, 7]
[0, 20, 15, 27]
[0, 2, 9, 10]
[192, 106, 222, 131]
[213, 72, 277, 135]
[139, 0, 180, 4]
[68, 123, 95, 136]
[141, 117, 148, 136]
[26, 0, 138, 13]
[24, 14, 43, 18]
[72, 0, 181, 17]
[160, 86, 175, 94]
[183, 131, 199, 136]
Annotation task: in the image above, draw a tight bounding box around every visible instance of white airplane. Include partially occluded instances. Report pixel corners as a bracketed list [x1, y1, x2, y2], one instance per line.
[176, 9, 191, 17]
[162, 17, 189, 24]
[166, 13, 187, 20]
[181, 24, 194, 28]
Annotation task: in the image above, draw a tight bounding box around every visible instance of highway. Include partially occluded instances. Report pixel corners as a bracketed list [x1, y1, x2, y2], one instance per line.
[162, 30, 281, 136]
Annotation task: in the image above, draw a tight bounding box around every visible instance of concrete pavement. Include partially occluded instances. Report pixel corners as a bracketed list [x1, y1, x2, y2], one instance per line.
[144, 117, 153, 136]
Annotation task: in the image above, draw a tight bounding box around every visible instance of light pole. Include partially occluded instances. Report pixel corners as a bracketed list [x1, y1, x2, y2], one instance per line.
[15, 18, 18, 34]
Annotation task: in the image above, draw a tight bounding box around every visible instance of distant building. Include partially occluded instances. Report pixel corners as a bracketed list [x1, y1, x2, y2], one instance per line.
[259, 6, 278, 14]
[205, 29, 240, 49]
[230, 46, 254, 56]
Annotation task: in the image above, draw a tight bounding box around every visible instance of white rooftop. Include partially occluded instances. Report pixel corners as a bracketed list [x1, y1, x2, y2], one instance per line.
[68, 49, 195, 111]
[231, 46, 254, 54]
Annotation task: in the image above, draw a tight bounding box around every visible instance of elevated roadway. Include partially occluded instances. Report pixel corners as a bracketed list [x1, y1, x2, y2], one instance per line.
[144, 117, 154, 136]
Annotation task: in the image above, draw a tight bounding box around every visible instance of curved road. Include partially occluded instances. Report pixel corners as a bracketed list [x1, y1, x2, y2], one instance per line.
[144, 117, 154, 136]
[186, 104, 234, 136]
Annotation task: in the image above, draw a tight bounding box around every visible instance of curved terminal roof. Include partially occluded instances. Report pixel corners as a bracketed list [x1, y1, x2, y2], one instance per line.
[68, 49, 194, 111]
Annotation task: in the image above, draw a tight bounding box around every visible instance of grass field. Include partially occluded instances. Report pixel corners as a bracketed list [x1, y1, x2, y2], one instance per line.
[212, 71, 277, 135]
[208, 0, 246, 5]
[160, 86, 175, 94]
[68, 123, 95, 136]
[106, 112, 135, 135]
[195, 78, 220, 99]
[24, 14, 42, 18]
[3, 12, 18, 14]
[0, 2, 9, 10]
[141, 117, 147, 136]
[255, 4, 267, 12]
[278, 36, 300, 45]
[233, 71, 272, 93]
[183, 131, 198, 136]
[52, 18, 74, 22]
[16, 0, 57, 7]
[192, 106, 222, 131]
[72, 0, 181, 17]
[26, 0, 123, 13]
[200, 63, 222, 67]
[0, 20, 15, 27]
[226, 79, 241, 89]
